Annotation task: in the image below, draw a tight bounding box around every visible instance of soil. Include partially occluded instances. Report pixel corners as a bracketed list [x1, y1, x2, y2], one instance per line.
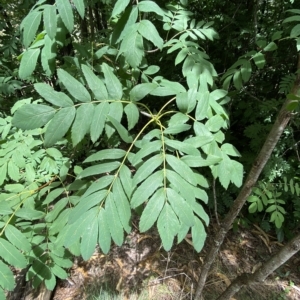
[7, 222, 300, 300]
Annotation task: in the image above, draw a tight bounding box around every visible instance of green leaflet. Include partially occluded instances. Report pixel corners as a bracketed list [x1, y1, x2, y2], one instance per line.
[191, 202, 209, 226]
[51, 264, 68, 280]
[57, 69, 91, 102]
[133, 154, 163, 186]
[119, 28, 144, 68]
[113, 178, 131, 233]
[15, 208, 45, 220]
[56, 0, 74, 32]
[111, 0, 130, 18]
[181, 155, 222, 167]
[64, 208, 97, 248]
[25, 164, 35, 182]
[81, 215, 98, 261]
[169, 112, 189, 127]
[157, 203, 180, 251]
[44, 106, 76, 147]
[90, 102, 110, 143]
[131, 170, 164, 208]
[196, 90, 210, 120]
[19, 48, 40, 79]
[34, 83, 73, 107]
[184, 134, 214, 148]
[49, 209, 70, 235]
[150, 80, 186, 96]
[73, 0, 85, 18]
[45, 273, 56, 291]
[0, 162, 7, 185]
[105, 102, 123, 138]
[164, 124, 191, 134]
[8, 160, 19, 181]
[132, 140, 162, 165]
[45, 198, 68, 222]
[43, 5, 57, 39]
[193, 121, 213, 138]
[0, 202, 12, 215]
[81, 64, 108, 100]
[84, 149, 126, 163]
[130, 83, 157, 101]
[164, 138, 200, 156]
[178, 222, 190, 244]
[241, 60, 252, 83]
[106, 193, 124, 246]
[143, 65, 160, 75]
[139, 187, 165, 232]
[21, 11, 42, 48]
[107, 116, 133, 143]
[71, 103, 94, 146]
[81, 176, 114, 198]
[12, 104, 56, 130]
[43, 187, 65, 205]
[0, 261, 14, 291]
[124, 103, 139, 130]
[138, 20, 163, 49]
[41, 34, 56, 76]
[166, 154, 198, 186]
[119, 165, 133, 198]
[102, 63, 123, 100]
[98, 209, 111, 254]
[252, 52, 265, 69]
[221, 143, 241, 157]
[28, 258, 52, 283]
[230, 160, 243, 188]
[111, 6, 138, 44]
[137, 1, 165, 18]
[167, 188, 194, 227]
[205, 115, 225, 132]
[5, 224, 31, 252]
[176, 88, 197, 113]
[50, 252, 72, 269]
[0, 238, 27, 268]
[77, 161, 121, 179]
[192, 216, 207, 252]
[212, 154, 232, 189]
[166, 169, 195, 205]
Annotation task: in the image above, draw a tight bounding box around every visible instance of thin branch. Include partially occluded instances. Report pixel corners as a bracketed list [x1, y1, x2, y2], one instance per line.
[213, 178, 220, 226]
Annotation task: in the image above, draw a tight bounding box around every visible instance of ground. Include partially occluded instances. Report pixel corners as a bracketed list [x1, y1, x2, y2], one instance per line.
[53, 222, 300, 300]
[7, 221, 300, 300]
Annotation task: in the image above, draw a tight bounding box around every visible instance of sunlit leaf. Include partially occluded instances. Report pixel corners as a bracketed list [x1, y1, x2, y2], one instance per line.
[44, 5, 57, 39]
[157, 203, 180, 251]
[56, 0, 74, 32]
[192, 217, 207, 252]
[57, 69, 91, 102]
[71, 103, 94, 146]
[44, 106, 76, 147]
[19, 48, 40, 79]
[139, 187, 165, 232]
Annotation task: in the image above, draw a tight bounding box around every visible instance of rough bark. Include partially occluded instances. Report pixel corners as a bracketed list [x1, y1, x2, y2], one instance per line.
[194, 54, 300, 300]
[217, 233, 300, 300]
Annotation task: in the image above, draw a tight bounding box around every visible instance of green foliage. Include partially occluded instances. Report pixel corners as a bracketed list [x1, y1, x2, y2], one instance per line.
[247, 177, 300, 230]
[1, 0, 300, 297]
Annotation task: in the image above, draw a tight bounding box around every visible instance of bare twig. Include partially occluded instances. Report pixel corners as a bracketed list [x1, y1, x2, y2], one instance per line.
[213, 178, 220, 226]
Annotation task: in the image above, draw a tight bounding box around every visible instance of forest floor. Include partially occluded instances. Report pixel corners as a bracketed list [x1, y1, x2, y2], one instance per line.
[8, 220, 300, 300]
[50, 221, 300, 300]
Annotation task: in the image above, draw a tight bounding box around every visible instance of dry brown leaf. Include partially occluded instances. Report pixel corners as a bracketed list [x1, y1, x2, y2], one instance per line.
[215, 272, 231, 286]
